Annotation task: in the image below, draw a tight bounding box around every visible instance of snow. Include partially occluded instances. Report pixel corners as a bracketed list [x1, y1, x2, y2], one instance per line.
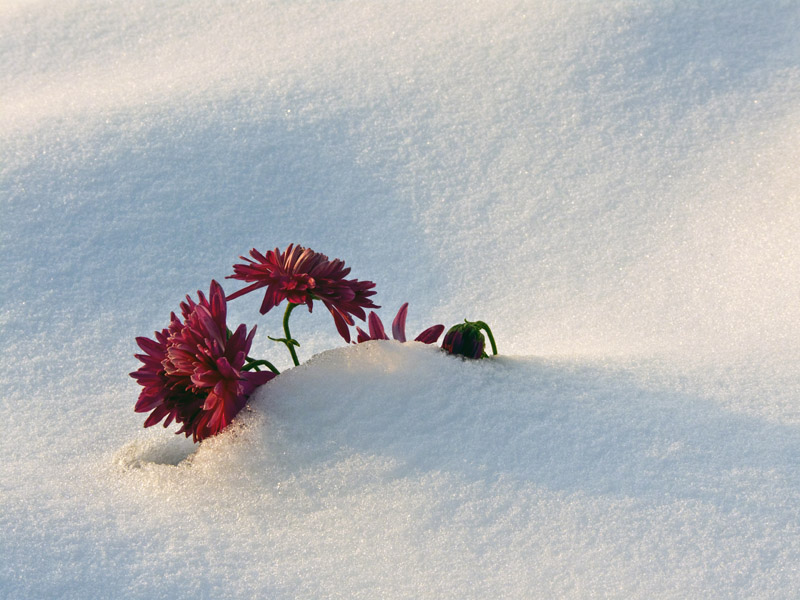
[2, 1, 800, 598]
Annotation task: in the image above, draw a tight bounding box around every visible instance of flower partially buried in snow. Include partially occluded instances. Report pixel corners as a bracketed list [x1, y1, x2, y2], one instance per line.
[441, 320, 497, 359]
[355, 302, 444, 344]
[130, 280, 275, 442]
[226, 244, 379, 342]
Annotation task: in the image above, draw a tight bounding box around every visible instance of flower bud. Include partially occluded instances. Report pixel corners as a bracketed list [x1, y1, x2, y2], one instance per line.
[441, 322, 486, 359]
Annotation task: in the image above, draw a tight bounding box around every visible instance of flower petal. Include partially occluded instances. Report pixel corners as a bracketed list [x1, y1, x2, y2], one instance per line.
[415, 324, 445, 344]
[392, 302, 409, 342]
[329, 307, 352, 342]
[368, 311, 388, 340]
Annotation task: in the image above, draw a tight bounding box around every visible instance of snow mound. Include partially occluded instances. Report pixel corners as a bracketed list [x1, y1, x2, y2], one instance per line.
[104, 343, 800, 599]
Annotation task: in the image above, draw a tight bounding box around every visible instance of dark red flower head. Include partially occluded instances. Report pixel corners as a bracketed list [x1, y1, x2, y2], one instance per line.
[226, 244, 379, 342]
[441, 322, 487, 359]
[130, 280, 275, 442]
[355, 302, 444, 345]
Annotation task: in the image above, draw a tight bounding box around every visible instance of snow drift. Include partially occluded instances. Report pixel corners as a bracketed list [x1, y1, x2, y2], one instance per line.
[2, 0, 800, 597]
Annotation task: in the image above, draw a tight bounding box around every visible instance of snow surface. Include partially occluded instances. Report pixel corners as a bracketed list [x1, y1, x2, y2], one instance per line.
[2, 1, 800, 598]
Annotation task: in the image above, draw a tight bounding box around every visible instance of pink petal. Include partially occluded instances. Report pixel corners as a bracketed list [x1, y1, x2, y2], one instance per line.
[368, 311, 388, 340]
[329, 308, 352, 342]
[355, 327, 371, 343]
[392, 302, 409, 342]
[414, 324, 445, 344]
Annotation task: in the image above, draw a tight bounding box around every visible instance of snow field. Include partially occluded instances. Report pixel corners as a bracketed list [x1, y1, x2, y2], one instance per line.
[2, 0, 800, 597]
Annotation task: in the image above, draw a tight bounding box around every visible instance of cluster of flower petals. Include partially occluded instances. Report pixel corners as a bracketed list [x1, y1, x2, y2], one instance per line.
[227, 244, 379, 342]
[355, 302, 445, 345]
[130, 280, 274, 442]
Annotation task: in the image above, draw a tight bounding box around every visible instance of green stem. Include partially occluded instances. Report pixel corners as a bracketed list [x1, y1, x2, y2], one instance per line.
[471, 320, 498, 356]
[282, 302, 301, 367]
[243, 359, 281, 375]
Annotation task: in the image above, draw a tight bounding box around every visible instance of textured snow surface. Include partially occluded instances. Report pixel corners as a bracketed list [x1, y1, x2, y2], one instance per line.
[2, 1, 800, 598]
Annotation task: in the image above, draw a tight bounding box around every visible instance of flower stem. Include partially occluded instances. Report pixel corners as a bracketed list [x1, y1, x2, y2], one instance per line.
[281, 302, 301, 367]
[243, 359, 281, 375]
[472, 320, 498, 356]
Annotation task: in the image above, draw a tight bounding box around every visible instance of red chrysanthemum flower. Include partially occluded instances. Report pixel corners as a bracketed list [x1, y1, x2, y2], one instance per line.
[130, 280, 275, 442]
[355, 302, 445, 345]
[226, 244, 379, 342]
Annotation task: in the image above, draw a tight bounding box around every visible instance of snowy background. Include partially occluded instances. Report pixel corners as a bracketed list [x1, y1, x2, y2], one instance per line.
[2, 0, 800, 598]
